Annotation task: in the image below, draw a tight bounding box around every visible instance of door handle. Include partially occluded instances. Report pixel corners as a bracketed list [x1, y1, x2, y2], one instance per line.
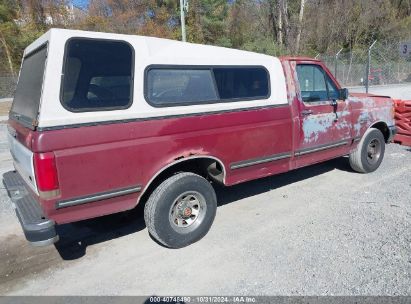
[331, 99, 338, 120]
[301, 110, 313, 116]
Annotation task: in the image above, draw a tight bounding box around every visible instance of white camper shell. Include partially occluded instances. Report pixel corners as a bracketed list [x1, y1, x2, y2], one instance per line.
[12, 29, 288, 130]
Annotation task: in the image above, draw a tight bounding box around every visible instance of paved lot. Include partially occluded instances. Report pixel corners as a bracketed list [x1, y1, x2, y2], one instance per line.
[349, 83, 411, 100]
[0, 124, 410, 296]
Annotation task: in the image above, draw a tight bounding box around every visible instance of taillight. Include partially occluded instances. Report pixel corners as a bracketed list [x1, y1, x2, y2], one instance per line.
[33, 152, 60, 196]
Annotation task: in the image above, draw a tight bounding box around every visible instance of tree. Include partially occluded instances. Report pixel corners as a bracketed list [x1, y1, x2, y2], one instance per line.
[0, 0, 19, 77]
[196, 0, 230, 46]
[295, 0, 305, 53]
[2, 0, 411, 76]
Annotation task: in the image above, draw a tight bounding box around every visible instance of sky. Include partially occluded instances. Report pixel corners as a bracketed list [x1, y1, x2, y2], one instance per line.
[72, 0, 237, 10]
[72, 0, 89, 9]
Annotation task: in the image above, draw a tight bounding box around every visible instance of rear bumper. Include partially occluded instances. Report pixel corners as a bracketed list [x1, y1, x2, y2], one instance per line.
[3, 170, 58, 246]
[388, 125, 397, 142]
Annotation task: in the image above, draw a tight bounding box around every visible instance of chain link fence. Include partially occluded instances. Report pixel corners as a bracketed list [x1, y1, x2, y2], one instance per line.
[1, 40, 411, 98]
[318, 40, 411, 92]
[319, 48, 368, 87]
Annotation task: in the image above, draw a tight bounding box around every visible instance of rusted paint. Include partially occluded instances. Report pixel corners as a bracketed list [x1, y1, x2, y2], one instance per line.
[349, 93, 395, 138]
[302, 113, 335, 143]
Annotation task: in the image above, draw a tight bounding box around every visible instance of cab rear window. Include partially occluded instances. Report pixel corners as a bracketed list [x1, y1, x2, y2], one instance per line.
[61, 38, 133, 112]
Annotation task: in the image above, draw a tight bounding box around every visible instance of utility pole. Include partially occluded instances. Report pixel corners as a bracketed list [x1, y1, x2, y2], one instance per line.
[334, 48, 343, 79]
[365, 40, 377, 93]
[180, 0, 189, 42]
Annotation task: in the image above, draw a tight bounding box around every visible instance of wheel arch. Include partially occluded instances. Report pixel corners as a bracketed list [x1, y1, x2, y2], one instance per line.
[137, 155, 226, 205]
[369, 120, 390, 142]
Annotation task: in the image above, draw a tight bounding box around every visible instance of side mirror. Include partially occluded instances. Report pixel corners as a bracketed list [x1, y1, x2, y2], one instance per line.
[339, 88, 349, 100]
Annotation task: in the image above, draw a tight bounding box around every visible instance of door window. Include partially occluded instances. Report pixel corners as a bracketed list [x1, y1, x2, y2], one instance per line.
[325, 76, 339, 100]
[296, 64, 339, 102]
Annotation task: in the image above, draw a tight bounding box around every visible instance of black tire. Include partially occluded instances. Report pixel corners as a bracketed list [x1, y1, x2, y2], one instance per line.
[144, 172, 217, 248]
[349, 128, 385, 173]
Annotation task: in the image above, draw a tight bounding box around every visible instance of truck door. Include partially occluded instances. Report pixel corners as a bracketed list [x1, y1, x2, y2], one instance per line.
[294, 63, 351, 167]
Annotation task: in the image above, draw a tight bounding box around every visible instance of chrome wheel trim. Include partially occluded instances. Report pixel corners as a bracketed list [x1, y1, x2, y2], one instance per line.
[169, 191, 207, 232]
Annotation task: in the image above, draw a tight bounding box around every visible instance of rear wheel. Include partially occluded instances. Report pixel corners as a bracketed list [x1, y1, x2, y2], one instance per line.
[349, 128, 385, 173]
[144, 172, 217, 248]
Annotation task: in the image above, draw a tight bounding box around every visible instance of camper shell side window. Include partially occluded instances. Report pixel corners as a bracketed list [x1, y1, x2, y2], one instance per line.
[60, 38, 134, 112]
[144, 65, 270, 107]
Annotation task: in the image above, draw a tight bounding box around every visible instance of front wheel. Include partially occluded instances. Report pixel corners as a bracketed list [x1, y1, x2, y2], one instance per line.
[144, 172, 217, 248]
[349, 128, 385, 173]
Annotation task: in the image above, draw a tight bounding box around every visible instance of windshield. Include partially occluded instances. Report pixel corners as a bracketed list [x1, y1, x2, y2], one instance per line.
[10, 45, 48, 128]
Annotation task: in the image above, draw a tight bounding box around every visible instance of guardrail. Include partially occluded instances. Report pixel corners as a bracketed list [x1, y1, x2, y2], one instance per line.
[394, 99, 411, 147]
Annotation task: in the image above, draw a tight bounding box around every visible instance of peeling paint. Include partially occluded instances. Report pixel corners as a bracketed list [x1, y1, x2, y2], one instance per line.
[349, 94, 395, 138]
[302, 113, 335, 143]
[281, 61, 298, 102]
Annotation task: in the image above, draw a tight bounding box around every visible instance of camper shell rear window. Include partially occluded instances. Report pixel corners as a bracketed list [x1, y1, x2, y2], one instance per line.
[10, 44, 48, 128]
[61, 38, 134, 112]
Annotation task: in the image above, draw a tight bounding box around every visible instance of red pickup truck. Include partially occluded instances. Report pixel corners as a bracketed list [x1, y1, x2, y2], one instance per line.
[3, 29, 396, 248]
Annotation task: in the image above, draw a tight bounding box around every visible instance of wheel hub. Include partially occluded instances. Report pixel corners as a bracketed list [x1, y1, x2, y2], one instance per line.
[169, 191, 206, 229]
[183, 207, 192, 217]
[176, 202, 193, 218]
[366, 138, 381, 165]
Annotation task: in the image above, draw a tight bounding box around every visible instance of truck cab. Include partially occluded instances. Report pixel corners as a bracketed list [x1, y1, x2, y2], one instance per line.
[281, 57, 395, 170]
[3, 29, 396, 248]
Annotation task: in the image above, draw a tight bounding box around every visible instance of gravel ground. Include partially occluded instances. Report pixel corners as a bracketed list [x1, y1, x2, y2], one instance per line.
[0, 126, 410, 296]
[0, 125, 16, 236]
